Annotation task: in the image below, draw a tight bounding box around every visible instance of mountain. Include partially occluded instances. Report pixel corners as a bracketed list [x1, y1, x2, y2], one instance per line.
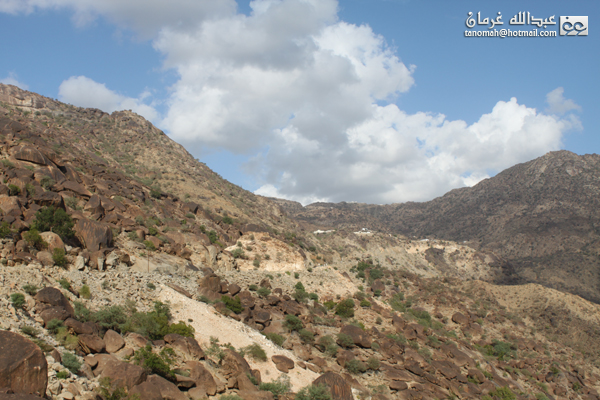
[282, 151, 600, 303]
[2, 83, 600, 400]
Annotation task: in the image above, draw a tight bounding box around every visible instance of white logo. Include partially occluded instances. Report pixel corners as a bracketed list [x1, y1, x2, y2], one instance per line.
[560, 16, 588, 36]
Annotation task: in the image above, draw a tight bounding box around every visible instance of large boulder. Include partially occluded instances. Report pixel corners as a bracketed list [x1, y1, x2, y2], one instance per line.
[185, 361, 217, 396]
[0, 331, 48, 397]
[164, 334, 205, 360]
[271, 355, 294, 373]
[145, 375, 187, 400]
[39, 232, 64, 253]
[11, 146, 51, 166]
[34, 287, 74, 317]
[78, 334, 106, 354]
[99, 358, 147, 390]
[62, 181, 92, 198]
[340, 325, 372, 348]
[74, 218, 113, 251]
[32, 191, 64, 208]
[312, 372, 352, 400]
[104, 330, 125, 354]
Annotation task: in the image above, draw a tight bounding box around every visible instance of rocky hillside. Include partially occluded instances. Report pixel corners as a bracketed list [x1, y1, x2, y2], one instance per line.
[281, 151, 600, 304]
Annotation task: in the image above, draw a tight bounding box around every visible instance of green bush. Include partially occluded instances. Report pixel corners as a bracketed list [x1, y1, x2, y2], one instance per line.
[10, 293, 25, 309]
[295, 282, 305, 291]
[367, 357, 380, 370]
[74, 301, 92, 322]
[299, 329, 314, 344]
[79, 284, 91, 299]
[143, 240, 156, 251]
[484, 387, 516, 400]
[257, 287, 271, 298]
[21, 325, 39, 337]
[248, 284, 258, 291]
[40, 176, 55, 190]
[56, 370, 69, 379]
[0, 221, 12, 238]
[30, 206, 75, 240]
[23, 229, 47, 250]
[208, 230, 218, 244]
[345, 359, 367, 374]
[47, 319, 64, 334]
[360, 299, 371, 307]
[284, 315, 303, 331]
[150, 187, 162, 199]
[62, 351, 81, 374]
[243, 343, 267, 362]
[222, 216, 233, 224]
[309, 293, 319, 301]
[135, 345, 176, 381]
[58, 278, 71, 290]
[264, 332, 285, 347]
[221, 296, 244, 314]
[485, 340, 516, 361]
[259, 375, 291, 399]
[167, 321, 195, 338]
[231, 248, 245, 259]
[23, 284, 38, 296]
[293, 289, 309, 303]
[8, 184, 20, 196]
[335, 299, 355, 318]
[316, 335, 338, 357]
[53, 248, 67, 267]
[295, 384, 332, 400]
[147, 282, 156, 290]
[94, 305, 128, 332]
[336, 333, 354, 348]
[253, 259, 260, 268]
[121, 301, 172, 340]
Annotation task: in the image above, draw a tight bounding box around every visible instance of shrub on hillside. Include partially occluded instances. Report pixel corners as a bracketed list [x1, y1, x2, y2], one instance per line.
[30, 206, 74, 240]
[335, 299, 355, 318]
[295, 384, 332, 400]
[284, 315, 303, 331]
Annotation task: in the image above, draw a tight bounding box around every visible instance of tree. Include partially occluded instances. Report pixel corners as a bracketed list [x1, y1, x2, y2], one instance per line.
[31, 206, 74, 240]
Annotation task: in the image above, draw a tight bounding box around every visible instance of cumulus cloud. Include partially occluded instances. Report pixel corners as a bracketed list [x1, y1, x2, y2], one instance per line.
[0, 72, 28, 89]
[546, 87, 581, 115]
[2, 0, 583, 204]
[58, 76, 158, 122]
[0, 0, 236, 38]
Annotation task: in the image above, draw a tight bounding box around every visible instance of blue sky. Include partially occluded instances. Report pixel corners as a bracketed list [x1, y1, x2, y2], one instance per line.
[1, 0, 597, 204]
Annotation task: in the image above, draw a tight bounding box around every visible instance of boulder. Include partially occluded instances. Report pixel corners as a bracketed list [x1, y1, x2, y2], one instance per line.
[312, 372, 353, 400]
[32, 191, 64, 208]
[104, 330, 125, 354]
[36, 251, 54, 267]
[340, 325, 371, 348]
[145, 375, 187, 400]
[99, 358, 147, 390]
[74, 218, 113, 251]
[165, 334, 205, 360]
[221, 349, 251, 378]
[186, 361, 217, 396]
[34, 287, 74, 317]
[0, 331, 48, 397]
[271, 355, 294, 373]
[62, 181, 92, 198]
[129, 381, 163, 400]
[78, 334, 106, 354]
[451, 312, 468, 325]
[64, 318, 94, 335]
[39, 232, 64, 252]
[40, 306, 70, 325]
[12, 146, 51, 165]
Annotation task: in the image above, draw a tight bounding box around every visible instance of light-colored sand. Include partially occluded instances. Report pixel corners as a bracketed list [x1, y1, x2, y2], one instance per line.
[157, 285, 319, 391]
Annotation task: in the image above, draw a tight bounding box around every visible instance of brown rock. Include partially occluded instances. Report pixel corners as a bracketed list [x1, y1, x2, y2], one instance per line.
[40, 306, 70, 325]
[146, 374, 187, 400]
[237, 372, 258, 392]
[175, 374, 196, 389]
[74, 218, 113, 251]
[165, 334, 205, 360]
[237, 391, 275, 400]
[228, 283, 241, 296]
[12, 146, 50, 165]
[340, 325, 371, 348]
[78, 334, 106, 354]
[271, 355, 294, 373]
[389, 381, 408, 391]
[186, 361, 217, 396]
[0, 331, 48, 397]
[254, 310, 271, 324]
[39, 232, 64, 252]
[32, 191, 64, 209]
[221, 349, 252, 378]
[34, 287, 74, 317]
[451, 312, 468, 325]
[36, 251, 54, 267]
[62, 180, 92, 198]
[129, 381, 163, 400]
[127, 333, 149, 348]
[165, 283, 192, 298]
[104, 330, 125, 354]
[313, 372, 353, 400]
[99, 358, 147, 390]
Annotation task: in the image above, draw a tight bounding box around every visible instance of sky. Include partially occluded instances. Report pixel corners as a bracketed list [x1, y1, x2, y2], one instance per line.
[0, 0, 597, 205]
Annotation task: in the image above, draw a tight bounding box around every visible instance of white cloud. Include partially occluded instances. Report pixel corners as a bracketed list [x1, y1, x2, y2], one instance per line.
[58, 76, 158, 122]
[2, 0, 583, 205]
[546, 87, 581, 115]
[0, 0, 237, 38]
[0, 72, 28, 89]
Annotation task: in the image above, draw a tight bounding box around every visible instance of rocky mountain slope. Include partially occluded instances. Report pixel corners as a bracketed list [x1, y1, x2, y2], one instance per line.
[1, 83, 600, 400]
[281, 151, 600, 304]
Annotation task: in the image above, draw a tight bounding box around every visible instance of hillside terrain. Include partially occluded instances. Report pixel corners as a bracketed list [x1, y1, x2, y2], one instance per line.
[280, 151, 600, 304]
[1, 83, 600, 400]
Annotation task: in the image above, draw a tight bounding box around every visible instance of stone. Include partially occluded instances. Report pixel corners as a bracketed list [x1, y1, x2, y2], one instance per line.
[78, 334, 106, 354]
[40, 306, 70, 325]
[32, 191, 64, 209]
[104, 330, 125, 354]
[129, 381, 162, 400]
[146, 375, 187, 400]
[271, 355, 294, 373]
[0, 331, 48, 397]
[12, 146, 51, 165]
[451, 312, 468, 325]
[340, 325, 371, 348]
[39, 232, 64, 252]
[34, 287, 74, 317]
[237, 391, 275, 400]
[186, 361, 217, 396]
[74, 218, 113, 252]
[62, 181, 92, 198]
[165, 334, 205, 360]
[99, 358, 147, 390]
[313, 372, 353, 400]
[36, 251, 54, 267]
